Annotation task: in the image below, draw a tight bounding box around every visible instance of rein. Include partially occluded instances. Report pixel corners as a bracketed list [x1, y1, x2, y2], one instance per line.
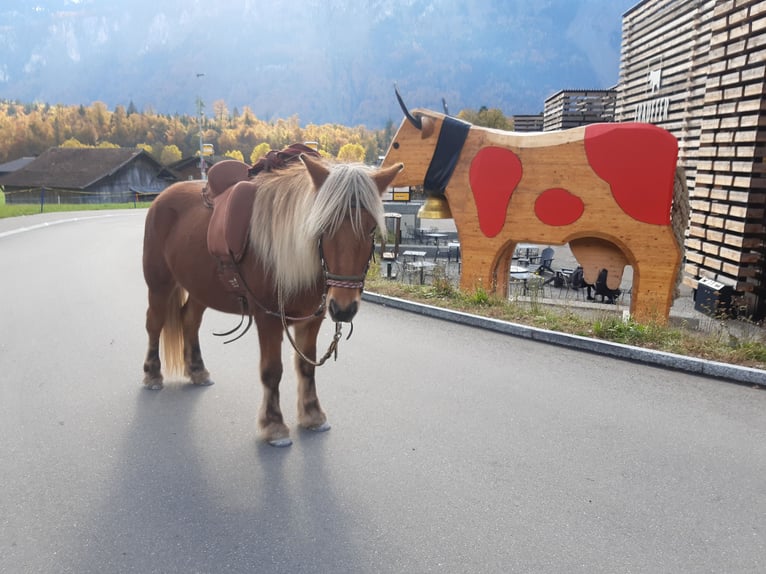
[279, 288, 348, 367]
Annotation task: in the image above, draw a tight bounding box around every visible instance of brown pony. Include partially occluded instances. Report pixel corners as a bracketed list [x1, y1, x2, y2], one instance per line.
[142, 153, 403, 446]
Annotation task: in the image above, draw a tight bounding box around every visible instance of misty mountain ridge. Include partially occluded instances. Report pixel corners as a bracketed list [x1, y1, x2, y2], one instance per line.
[0, 0, 635, 129]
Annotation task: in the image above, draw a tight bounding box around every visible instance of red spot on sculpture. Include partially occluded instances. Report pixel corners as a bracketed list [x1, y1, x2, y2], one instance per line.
[469, 146, 522, 237]
[534, 188, 584, 226]
[585, 123, 678, 225]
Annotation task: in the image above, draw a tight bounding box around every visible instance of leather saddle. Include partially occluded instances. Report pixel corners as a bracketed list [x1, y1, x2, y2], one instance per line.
[205, 144, 320, 265]
[205, 159, 256, 265]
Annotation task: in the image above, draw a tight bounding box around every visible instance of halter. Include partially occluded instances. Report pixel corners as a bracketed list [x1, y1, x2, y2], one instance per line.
[318, 234, 373, 291]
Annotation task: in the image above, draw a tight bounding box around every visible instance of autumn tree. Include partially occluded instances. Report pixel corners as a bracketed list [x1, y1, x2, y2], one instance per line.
[109, 105, 129, 143]
[136, 143, 153, 156]
[61, 138, 85, 148]
[217, 128, 241, 157]
[337, 143, 366, 162]
[87, 102, 109, 133]
[250, 142, 271, 164]
[224, 149, 244, 162]
[213, 99, 229, 127]
[160, 144, 182, 164]
[0, 98, 390, 165]
[457, 106, 511, 130]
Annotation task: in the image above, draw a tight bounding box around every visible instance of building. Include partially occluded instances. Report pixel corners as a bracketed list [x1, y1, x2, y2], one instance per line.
[0, 147, 169, 204]
[616, 0, 765, 318]
[159, 156, 214, 182]
[542, 89, 617, 131]
[512, 114, 544, 132]
[0, 157, 36, 177]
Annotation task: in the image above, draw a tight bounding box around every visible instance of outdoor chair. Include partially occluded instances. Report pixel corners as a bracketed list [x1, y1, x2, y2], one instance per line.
[534, 246, 555, 276]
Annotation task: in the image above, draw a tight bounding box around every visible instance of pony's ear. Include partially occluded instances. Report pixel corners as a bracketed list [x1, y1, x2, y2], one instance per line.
[372, 162, 404, 195]
[301, 153, 329, 191]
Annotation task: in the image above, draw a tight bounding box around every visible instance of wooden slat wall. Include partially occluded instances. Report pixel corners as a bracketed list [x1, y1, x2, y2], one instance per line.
[616, 0, 766, 318]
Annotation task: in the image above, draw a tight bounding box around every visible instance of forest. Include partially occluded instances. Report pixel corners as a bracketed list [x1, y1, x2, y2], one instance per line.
[0, 99, 512, 166]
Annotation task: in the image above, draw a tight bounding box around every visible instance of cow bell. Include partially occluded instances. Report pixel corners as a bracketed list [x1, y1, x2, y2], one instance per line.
[418, 194, 453, 219]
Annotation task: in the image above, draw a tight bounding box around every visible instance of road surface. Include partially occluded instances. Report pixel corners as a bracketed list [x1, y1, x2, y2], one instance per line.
[1, 211, 764, 573]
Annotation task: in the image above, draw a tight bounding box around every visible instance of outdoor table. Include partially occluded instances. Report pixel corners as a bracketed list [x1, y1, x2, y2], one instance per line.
[402, 250, 433, 284]
[510, 264, 532, 295]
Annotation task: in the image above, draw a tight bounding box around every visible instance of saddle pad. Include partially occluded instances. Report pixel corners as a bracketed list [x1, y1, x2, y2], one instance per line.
[207, 180, 258, 263]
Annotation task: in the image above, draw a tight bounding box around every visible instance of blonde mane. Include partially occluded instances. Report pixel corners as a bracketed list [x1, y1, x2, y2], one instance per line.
[248, 160, 386, 299]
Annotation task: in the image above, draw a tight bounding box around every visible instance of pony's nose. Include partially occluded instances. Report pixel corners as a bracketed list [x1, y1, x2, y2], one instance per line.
[328, 299, 358, 323]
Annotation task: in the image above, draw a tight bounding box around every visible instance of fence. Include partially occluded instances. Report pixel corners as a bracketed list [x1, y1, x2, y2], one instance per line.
[2, 187, 160, 211]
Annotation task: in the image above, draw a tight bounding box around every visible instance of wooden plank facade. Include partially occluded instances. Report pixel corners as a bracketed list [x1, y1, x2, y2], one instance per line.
[616, 0, 766, 318]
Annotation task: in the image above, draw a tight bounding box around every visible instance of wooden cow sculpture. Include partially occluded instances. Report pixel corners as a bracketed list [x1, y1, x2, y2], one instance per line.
[381, 100, 688, 323]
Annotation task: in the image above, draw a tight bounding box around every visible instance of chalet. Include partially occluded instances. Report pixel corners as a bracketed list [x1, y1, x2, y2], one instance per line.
[0, 147, 170, 204]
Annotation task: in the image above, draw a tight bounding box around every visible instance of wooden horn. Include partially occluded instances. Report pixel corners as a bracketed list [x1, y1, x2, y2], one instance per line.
[394, 84, 423, 130]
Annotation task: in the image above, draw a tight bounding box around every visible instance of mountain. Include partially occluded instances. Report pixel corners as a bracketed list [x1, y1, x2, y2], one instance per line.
[0, 0, 636, 128]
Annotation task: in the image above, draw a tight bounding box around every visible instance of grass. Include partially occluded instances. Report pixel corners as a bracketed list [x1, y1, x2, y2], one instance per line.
[0, 200, 153, 218]
[365, 262, 766, 372]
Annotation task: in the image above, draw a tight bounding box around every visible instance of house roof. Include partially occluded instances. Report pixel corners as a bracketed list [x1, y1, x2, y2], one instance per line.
[0, 147, 162, 190]
[166, 156, 207, 171]
[0, 156, 36, 174]
[158, 155, 217, 180]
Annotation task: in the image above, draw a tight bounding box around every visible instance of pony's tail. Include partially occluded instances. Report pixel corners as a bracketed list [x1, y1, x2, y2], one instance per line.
[671, 166, 690, 299]
[160, 284, 187, 376]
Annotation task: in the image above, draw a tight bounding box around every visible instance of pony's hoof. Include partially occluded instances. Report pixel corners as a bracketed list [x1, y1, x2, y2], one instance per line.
[189, 370, 213, 386]
[268, 437, 293, 448]
[307, 421, 331, 433]
[142, 376, 164, 390]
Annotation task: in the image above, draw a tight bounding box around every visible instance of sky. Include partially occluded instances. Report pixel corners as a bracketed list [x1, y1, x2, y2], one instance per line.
[0, 0, 640, 127]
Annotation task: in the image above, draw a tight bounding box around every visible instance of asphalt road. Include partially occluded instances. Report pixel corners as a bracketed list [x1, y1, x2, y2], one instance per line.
[1, 211, 765, 574]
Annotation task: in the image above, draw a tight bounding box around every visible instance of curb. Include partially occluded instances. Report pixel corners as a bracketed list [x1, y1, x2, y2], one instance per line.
[362, 292, 765, 387]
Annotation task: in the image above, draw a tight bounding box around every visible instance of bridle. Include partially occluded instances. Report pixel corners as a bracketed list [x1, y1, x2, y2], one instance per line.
[217, 228, 376, 368]
[279, 234, 373, 366]
[319, 234, 373, 291]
